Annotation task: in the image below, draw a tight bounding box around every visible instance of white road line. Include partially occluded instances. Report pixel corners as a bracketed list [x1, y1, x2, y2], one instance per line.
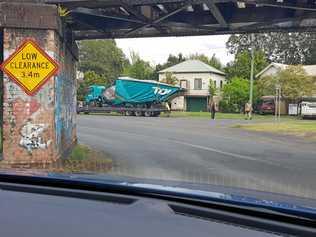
[171, 140, 260, 161]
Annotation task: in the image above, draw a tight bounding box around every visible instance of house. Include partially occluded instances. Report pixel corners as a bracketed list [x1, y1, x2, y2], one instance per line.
[256, 63, 316, 114]
[256, 63, 316, 78]
[158, 60, 226, 112]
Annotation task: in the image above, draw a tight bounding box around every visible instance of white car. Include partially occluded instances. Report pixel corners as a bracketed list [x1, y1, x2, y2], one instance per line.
[300, 101, 316, 119]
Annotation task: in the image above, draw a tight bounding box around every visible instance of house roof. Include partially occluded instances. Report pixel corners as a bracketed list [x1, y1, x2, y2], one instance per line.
[256, 63, 316, 78]
[159, 60, 225, 75]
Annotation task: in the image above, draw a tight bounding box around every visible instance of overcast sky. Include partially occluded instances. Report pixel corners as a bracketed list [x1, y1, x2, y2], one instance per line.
[116, 35, 233, 66]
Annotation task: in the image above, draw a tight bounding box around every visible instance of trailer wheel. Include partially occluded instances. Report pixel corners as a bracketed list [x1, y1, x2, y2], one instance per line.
[125, 111, 134, 116]
[144, 111, 153, 117]
[153, 112, 161, 117]
[135, 111, 143, 117]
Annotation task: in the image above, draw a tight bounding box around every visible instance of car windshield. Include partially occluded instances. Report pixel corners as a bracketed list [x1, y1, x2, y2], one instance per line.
[1, 0, 316, 210]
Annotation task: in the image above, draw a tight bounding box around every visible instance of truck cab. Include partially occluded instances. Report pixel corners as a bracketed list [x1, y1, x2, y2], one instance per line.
[85, 85, 106, 105]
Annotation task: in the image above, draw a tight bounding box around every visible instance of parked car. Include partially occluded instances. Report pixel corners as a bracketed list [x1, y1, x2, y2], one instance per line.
[258, 99, 275, 115]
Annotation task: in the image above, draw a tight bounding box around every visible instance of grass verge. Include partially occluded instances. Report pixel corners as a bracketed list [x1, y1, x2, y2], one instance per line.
[52, 144, 112, 173]
[163, 111, 294, 120]
[233, 120, 316, 140]
[0, 144, 112, 173]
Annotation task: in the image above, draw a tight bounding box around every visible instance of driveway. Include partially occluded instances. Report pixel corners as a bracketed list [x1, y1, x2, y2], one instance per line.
[77, 115, 316, 199]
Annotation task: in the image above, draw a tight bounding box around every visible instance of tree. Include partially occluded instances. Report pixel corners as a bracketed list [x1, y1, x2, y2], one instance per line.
[226, 33, 316, 65]
[188, 53, 210, 65]
[221, 77, 258, 112]
[257, 66, 316, 103]
[155, 53, 186, 73]
[123, 51, 155, 80]
[79, 39, 128, 84]
[225, 50, 269, 81]
[188, 53, 223, 70]
[77, 71, 111, 101]
[209, 54, 223, 71]
[160, 72, 178, 85]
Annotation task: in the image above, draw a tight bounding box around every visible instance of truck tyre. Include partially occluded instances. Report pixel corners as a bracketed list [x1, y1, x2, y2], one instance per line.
[125, 111, 134, 116]
[144, 111, 153, 117]
[135, 111, 143, 117]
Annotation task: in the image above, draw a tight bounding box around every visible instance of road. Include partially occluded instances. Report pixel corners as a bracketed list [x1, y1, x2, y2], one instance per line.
[77, 115, 316, 199]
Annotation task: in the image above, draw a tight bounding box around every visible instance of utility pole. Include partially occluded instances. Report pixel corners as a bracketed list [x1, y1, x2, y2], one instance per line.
[249, 33, 255, 118]
[275, 84, 281, 122]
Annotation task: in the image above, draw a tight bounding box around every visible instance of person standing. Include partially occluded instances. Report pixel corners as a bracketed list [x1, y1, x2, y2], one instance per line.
[210, 101, 217, 120]
[245, 101, 253, 120]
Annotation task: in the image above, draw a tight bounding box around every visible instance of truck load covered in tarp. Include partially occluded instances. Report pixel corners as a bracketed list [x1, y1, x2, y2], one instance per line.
[104, 77, 183, 105]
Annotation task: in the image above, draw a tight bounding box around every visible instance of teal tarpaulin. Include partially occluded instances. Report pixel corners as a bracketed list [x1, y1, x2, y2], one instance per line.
[112, 77, 182, 105]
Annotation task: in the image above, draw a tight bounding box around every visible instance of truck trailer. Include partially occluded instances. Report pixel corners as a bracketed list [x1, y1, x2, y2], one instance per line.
[78, 77, 184, 117]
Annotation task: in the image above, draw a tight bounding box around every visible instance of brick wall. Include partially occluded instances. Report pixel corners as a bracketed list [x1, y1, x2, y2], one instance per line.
[2, 28, 77, 164]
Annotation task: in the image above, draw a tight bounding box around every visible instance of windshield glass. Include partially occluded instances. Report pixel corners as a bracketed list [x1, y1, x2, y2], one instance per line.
[1, 1, 316, 209]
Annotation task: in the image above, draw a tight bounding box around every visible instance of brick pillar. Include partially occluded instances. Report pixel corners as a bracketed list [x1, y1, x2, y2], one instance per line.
[0, 2, 77, 164]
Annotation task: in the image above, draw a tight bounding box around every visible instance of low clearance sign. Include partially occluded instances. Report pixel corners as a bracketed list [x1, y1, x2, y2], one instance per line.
[1, 39, 59, 95]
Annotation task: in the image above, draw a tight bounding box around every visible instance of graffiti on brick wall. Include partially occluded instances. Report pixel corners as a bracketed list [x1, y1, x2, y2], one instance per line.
[54, 49, 76, 155]
[19, 119, 52, 153]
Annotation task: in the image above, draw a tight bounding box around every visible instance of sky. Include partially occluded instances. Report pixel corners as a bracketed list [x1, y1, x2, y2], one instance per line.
[116, 35, 234, 66]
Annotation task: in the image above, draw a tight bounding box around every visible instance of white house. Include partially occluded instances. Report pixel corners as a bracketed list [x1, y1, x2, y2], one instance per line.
[158, 60, 226, 112]
[256, 63, 316, 78]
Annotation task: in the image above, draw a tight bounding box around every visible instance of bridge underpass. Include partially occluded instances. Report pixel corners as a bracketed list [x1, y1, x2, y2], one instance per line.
[1, 0, 316, 164]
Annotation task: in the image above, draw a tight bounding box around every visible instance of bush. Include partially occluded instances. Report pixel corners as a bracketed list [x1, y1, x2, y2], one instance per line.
[219, 100, 240, 113]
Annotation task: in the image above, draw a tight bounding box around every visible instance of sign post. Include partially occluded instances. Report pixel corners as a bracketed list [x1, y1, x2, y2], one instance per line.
[275, 84, 281, 122]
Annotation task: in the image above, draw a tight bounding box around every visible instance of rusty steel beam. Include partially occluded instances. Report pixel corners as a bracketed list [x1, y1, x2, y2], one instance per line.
[125, 2, 191, 36]
[74, 21, 316, 40]
[239, 0, 316, 11]
[71, 7, 145, 24]
[43, 0, 233, 7]
[204, 0, 228, 27]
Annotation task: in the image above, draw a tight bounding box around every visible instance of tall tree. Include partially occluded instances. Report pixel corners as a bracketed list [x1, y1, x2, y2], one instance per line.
[209, 54, 223, 71]
[188, 53, 210, 65]
[226, 32, 316, 65]
[123, 51, 155, 80]
[154, 53, 186, 80]
[155, 53, 186, 72]
[79, 39, 128, 84]
[225, 50, 269, 81]
[188, 53, 223, 70]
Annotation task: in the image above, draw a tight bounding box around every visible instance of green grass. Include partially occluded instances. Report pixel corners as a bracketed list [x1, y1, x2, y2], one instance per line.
[234, 120, 316, 140]
[82, 110, 295, 121]
[0, 144, 112, 173]
[68, 144, 92, 161]
[164, 111, 294, 120]
[60, 144, 112, 173]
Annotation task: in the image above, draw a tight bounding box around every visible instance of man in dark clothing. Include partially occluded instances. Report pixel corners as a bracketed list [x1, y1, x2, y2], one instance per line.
[210, 101, 217, 120]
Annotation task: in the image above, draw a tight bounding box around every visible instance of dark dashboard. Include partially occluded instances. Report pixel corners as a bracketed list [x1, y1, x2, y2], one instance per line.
[0, 182, 277, 237]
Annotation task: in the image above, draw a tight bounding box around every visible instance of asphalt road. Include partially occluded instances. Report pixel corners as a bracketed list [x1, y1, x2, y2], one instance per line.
[77, 115, 316, 199]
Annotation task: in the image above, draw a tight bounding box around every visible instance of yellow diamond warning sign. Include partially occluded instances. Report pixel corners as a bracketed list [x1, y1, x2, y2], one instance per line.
[1, 39, 59, 96]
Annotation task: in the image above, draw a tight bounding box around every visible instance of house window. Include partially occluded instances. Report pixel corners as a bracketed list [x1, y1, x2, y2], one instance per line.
[214, 80, 217, 88]
[194, 78, 202, 90]
[220, 80, 223, 89]
[180, 80, 187, 89]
